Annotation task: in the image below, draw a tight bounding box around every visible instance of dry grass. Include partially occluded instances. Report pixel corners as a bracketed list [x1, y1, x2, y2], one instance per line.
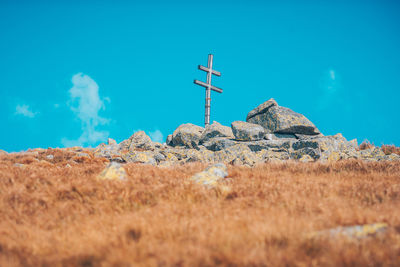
[382, 145, 400, 156]
[0, 151, 400, 266]
[358, 140, 400, 155]
[359, 140, 375, 150]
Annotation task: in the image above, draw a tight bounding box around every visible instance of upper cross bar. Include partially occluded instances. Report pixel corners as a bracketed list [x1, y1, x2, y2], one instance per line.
[198, 65, 221, 76]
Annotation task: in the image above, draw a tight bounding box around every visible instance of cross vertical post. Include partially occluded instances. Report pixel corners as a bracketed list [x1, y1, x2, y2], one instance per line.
[194, 54, 223, 126]
[205, 54, 213, 126]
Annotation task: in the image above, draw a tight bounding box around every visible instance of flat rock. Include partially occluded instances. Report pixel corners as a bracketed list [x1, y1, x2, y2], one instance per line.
[171, 123, 204, 149]
[267, 133, 298, 140]
[244, 139, 293, 152]
[202, 138, 237, 151]
[231, 121, 266, 141]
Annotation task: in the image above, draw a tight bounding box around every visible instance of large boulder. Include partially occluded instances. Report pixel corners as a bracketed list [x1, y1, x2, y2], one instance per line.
[200, 121, 234, 144]
[171, 123, 204, 148]
[129, 131, 154, 151]
[231, 121, 266, 141]
[246, 98, 320, 135]
[246, 98, 278, 121]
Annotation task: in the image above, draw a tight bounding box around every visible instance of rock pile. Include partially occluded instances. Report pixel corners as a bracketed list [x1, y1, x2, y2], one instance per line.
[93, 98, 400, 166]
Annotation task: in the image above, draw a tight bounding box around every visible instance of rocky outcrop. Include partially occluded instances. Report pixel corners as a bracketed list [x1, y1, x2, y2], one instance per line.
[246, 98, 320, 135]
[170, 123, 204, 148]
[90, 97, 399, 166]
[231, 121, 265, 141]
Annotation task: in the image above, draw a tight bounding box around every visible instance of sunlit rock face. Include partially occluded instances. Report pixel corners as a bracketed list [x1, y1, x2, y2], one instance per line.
[246, 98, 320, 135]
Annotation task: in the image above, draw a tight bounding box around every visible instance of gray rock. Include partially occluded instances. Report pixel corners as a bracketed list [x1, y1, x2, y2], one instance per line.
[171, 123, 204, 149]
[291, 139, 322, 160]
[292, 140, 320, 150]
[295, 133, 322, 140]
[291, 147, 321, 160]
[231, 121, 266, 141]
[110, 157, 125, 163]
[262, 150, 291, 161]
[202, 138, 237, 151]
[122, 151, 156, 165]
[247, 99, 320, 135]
[190, 163, 230, 192]
[166, 134, 173, 146]
[312, 134, 358, 160]
[129, 131, 154, 151]
[246, 98, 277, 121]
[46, 154, 54, 160]
[97, 162, 127, 181]
[358, 147, 386, 161]
[241, 139, 293, 152]
[153, 142, 164, 149]
[200, 121, 234, 144]
[94, 144, 121, 159]
[154, 152, 166, 162]
[118, 139, 131, 151]
[269, 133, 298, 140]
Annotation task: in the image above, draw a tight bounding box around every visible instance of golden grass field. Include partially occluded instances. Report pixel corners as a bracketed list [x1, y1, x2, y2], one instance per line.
[0, 149, 400, 266]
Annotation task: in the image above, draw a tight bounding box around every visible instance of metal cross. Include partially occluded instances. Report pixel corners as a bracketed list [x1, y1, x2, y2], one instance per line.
[194, 54, 223, 126]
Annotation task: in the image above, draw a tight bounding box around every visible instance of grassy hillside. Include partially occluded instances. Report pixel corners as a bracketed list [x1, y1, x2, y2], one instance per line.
[0, 151, 399, 266]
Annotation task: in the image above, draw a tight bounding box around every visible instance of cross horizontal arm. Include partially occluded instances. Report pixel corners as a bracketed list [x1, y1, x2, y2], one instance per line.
[194, 80, 223, 93]
[198, 65, 221, 77]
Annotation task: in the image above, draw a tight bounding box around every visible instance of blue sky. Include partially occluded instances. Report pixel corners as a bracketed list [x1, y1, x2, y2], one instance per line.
[1, 0, 399, 151]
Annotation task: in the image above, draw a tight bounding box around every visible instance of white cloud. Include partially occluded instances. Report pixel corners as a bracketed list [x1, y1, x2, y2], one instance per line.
[15, 104, 38, 118]
[316, 68, 343, 111]
[62, 73, 110, 147]
[149, 129, 164, 143]
[329, 70, 335, 80]
[324, 69, 339, 93]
